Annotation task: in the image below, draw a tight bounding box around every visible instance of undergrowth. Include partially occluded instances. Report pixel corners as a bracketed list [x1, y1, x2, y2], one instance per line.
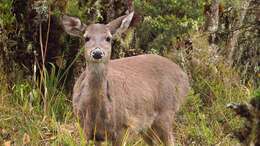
[172, 33, 253, 145]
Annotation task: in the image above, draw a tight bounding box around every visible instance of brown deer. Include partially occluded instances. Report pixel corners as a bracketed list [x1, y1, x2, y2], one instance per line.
[62, 12, 190, 146]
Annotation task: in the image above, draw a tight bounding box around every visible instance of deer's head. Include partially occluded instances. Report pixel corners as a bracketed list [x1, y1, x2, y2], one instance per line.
[62, 12, 134, 64]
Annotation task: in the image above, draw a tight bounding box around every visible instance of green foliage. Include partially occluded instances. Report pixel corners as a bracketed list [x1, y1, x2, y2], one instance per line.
[12, 82, 41, 111]
[41, 63, 72, 119]
[0, 0, 15, 28]
[66, 0, 103, 23]
[216, 0, 259, 86]
[253, 88, 260, 101]
[221, 0, 241, 9]
[10, 47, 84, 120]
[177, 91, 244, 145]
[66, 0, 86, 18]
[176, 66, 248, 145]
[134, 0, 205, 54]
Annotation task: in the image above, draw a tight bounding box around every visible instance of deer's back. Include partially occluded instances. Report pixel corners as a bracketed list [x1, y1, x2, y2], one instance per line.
[109, 54, 189, 102]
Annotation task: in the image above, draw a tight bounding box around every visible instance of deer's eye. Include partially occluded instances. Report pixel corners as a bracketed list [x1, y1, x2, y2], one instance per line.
[106, 37, 111, 42]
[85, 37, 90, 42]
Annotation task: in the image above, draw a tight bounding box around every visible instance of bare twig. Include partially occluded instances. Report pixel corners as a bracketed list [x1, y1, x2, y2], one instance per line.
[44, 9, 51, 61]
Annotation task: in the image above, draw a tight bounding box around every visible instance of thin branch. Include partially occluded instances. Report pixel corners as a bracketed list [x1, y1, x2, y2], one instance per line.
[44, 9, 51, 61]
[39, 23, 44, 66]
[198, 21, 257, 38]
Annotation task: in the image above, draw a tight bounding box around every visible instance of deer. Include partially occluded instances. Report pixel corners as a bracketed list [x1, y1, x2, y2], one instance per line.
[62, 12, 190, 146]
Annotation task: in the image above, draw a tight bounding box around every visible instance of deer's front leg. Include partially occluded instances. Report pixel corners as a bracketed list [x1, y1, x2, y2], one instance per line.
[82, 109, 95, 143]
[75, 107, 93, 143]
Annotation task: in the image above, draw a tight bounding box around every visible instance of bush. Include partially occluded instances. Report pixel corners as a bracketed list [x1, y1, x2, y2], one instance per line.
[134, 0, 204, 54]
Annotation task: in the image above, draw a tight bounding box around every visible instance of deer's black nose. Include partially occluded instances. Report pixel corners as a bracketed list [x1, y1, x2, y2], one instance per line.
[93, 51, 102, 59]
[91, 48, 104, 60]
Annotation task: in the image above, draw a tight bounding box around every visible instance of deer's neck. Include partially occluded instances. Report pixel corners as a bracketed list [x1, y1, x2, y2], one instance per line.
[86, 62, 114, 132]
[87, 63, 108, 109]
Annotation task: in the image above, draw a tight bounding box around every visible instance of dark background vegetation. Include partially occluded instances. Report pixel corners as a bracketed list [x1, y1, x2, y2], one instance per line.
[0, 0, 259, 145]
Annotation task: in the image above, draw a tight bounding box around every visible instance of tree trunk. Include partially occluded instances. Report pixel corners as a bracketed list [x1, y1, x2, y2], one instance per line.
[226, 0, 252, 65]
[204, 0, 219, 45]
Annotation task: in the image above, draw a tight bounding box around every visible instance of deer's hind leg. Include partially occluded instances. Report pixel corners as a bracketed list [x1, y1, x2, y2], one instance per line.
[151, 113, 175, 146]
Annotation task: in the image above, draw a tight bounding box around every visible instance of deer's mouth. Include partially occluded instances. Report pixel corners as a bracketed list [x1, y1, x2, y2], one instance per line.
[88, 55, 107, 63]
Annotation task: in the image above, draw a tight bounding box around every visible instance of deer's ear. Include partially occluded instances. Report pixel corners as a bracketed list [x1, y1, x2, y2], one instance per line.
[62, 15, 86, 37]
[107, 12, 134, 35]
